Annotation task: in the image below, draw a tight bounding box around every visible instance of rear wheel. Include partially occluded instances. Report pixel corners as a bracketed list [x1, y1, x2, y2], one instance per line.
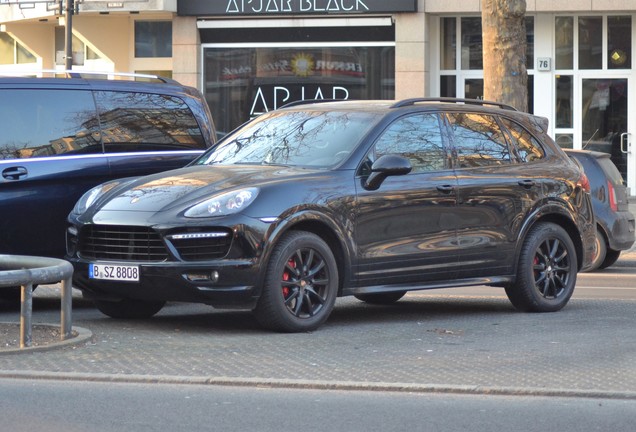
[355, 291, 407, 305]
[599, 249, 621, 269]
[586, 228, 607, 272]
[254, 231, 338, 332]
[93, 298, 165, 319]
[505, 222, 577, 312]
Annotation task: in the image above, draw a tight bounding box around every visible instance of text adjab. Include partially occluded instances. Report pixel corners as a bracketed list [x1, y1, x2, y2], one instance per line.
[250, 85, 350, 116]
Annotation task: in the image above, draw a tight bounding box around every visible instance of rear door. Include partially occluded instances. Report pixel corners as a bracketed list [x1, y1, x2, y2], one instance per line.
[448, 112, 545, 279]
[0, 87, 108, 258]
[354, 112, 459, 286]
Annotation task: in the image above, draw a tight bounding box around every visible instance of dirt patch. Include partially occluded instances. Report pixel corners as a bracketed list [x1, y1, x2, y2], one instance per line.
[0, 323, 65, 349]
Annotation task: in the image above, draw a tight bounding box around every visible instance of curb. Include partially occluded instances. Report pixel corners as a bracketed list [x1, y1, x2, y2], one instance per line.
[0, 371, 634, 400]
[0, 325, 92, 355]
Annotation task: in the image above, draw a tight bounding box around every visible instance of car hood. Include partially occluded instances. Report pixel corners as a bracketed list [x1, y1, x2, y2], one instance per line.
[97, 164, 324, 213]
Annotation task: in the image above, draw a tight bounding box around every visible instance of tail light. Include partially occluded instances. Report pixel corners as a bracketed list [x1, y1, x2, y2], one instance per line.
[578, 172, 591, 194]
[607, 180, 618, 212]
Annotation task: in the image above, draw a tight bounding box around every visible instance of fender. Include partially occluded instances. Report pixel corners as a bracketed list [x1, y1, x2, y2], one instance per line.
[255, 207, 356, 292]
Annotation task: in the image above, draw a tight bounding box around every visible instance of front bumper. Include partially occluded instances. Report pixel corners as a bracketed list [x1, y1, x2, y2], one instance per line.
[70, 258, 262, 309]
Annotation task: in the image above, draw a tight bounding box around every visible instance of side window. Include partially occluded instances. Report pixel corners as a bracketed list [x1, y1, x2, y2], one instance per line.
[94, 91, 205, 153]
[373, 113, 447, 173]
[499, 117, 545, 163]
[447, 112, 511, 168]
[0, 89, 101, 160]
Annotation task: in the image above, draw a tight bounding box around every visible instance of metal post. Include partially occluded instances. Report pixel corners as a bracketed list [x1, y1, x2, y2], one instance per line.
[20, 283, 33, 349]
[65, 0, 74, 70]
[61, 277, 73, 340]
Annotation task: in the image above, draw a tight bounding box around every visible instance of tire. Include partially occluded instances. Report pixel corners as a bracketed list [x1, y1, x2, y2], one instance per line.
[355, 291, 406, 305]
[586, 228, 607, 272]
[254, 231, 338, 332]
[599, 249, 621, 269]
[0, 285, 38, 302]
[0, 286, 22, 302]
[505, 222, 577, 312]
[94, 298, 165, 319]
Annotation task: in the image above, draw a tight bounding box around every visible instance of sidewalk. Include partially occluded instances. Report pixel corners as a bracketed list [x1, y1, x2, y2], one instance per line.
[0, 277, 635, 399]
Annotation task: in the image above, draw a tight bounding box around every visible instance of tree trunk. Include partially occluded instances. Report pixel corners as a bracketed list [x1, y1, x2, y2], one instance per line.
[481, 0, 527, 112]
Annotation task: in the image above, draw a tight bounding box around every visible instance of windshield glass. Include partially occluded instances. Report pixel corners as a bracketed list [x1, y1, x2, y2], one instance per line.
[195, 109, 381, 168]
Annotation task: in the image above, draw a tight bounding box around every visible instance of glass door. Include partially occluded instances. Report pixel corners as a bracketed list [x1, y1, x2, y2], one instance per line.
[581, 78, 632, 188]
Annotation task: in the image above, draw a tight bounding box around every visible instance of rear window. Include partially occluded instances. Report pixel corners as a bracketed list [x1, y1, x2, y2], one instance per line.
[94, 91, 206, 153]
[597, 156, 625, 185]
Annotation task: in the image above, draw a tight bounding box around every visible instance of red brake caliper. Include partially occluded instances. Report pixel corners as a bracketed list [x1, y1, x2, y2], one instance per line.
[282, 259, 296, 298]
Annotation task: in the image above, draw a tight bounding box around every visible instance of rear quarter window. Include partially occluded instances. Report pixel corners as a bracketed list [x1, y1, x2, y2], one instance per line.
[499, 117, 545, 163]
[94, 91, 206, 153]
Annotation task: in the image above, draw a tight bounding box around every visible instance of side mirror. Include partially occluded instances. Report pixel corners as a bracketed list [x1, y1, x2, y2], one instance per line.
[364, 154, 412, 191]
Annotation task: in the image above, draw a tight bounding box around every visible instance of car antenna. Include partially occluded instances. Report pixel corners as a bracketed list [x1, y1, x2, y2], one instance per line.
[583, 129, 599, 149]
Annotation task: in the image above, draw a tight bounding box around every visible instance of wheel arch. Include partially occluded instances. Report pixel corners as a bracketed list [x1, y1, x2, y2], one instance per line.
[516, 202, 588, 272]
[259, 211, 353, 296]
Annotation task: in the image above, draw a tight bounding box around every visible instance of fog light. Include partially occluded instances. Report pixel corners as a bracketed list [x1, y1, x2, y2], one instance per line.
[184, 271, 220, 284]
[210, 271, 220, 283]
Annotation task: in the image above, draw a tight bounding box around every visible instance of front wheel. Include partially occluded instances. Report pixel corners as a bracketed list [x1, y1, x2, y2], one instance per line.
[505, 223, 577, 312]
[254, 231, 338, 332]
[93, 298, 165, 319]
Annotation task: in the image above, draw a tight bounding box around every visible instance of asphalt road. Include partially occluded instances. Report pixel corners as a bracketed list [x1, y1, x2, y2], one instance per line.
[0, 379, 634, 432]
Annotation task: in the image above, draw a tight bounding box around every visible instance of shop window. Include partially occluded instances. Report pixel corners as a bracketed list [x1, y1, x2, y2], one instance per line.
[555, 17, 574, 70]
[608, 16, 631, 69]
[440, 18, 456, 70]
[135, 21, 172, 58]
[555, 75, 573, 128]
[0, 33, 36, 65]
[204, 45, 395, 136]
[461, 17, 482, 70]
[579, 17, 602, 70]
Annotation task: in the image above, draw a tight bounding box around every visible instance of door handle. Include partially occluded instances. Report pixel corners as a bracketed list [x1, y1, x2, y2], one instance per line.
[436, 184, 455, 194]
[621, 132, 630, 154]
[518, 179, 535, 188]
[2, 166, 28, 180]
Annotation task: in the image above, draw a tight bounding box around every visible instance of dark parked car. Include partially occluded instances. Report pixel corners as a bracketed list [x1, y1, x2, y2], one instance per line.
[564, 149, 635, 271]
[0, 72, 216, 263]
[66, 98, 596, 332]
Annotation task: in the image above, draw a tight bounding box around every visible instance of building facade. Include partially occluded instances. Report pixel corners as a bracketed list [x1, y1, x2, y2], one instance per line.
[1, 0, 636, 193]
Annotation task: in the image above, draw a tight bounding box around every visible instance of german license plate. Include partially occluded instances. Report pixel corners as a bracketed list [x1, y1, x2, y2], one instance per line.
[89, 263, 139, 282]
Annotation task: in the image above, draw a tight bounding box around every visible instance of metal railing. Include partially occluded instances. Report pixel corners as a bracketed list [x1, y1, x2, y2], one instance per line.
[0, 255, 73, 348]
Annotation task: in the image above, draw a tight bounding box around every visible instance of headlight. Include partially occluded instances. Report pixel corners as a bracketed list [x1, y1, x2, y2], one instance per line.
[72, 181, 120, 215]
[185, 188, 259, 218]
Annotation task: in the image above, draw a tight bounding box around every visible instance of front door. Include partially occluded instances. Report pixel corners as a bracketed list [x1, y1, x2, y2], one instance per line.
[580, 78, 634, 191]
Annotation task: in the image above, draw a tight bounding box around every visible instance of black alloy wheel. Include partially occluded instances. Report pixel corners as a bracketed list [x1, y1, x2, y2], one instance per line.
[505, 222, 577, 312]
[254, 231, 338, 332]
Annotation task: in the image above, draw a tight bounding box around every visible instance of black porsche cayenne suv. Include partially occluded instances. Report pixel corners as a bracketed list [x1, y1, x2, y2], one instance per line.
[66, 98, 596, 332]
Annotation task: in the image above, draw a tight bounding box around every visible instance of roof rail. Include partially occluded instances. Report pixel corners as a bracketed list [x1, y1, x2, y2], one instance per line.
[391, 97, 518, 111]
[280, 99, 345, 109]
[0, 69, 177, 84]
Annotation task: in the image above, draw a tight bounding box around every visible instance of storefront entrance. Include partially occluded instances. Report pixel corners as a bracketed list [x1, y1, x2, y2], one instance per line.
[580, 77, 634, 191]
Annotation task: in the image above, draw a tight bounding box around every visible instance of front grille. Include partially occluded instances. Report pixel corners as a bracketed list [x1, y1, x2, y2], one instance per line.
[167, 230, 232, 261]
[79, 225, 168, 262]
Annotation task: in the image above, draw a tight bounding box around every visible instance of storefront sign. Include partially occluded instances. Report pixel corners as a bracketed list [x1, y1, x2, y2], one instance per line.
[179, 0, 417, 16]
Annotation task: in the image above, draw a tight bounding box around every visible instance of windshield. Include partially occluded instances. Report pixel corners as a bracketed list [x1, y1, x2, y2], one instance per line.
[195, 109, 381, 168]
